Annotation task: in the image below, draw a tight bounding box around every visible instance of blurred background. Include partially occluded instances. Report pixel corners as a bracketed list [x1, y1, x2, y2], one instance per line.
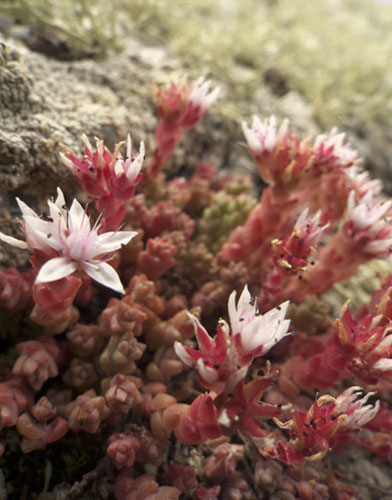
[1, 0, 391, 125]
[1, 0, 392, 188]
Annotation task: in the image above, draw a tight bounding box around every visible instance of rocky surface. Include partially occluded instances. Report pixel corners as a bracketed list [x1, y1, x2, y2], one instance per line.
[0, 34, 319, 269]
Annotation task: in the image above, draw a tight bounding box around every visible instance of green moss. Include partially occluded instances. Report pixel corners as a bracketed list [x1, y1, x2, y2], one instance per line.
[322, 259, 392, 314]
[0, 0, 122, 57]
[146, 0, 392, 130]
[198, 190, 256, 254]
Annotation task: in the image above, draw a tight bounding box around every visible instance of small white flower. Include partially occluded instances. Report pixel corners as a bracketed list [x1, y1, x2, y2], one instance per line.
[114, 134, 145, 183]
[346, 190, 392, 232]
[345, 191, 392, 256]
[345, 166, 382, 198]
[314, 128, 357, 166]
[189, 77, 221, 113]
[0, 188, 137, 294]
[294, 208, 329, 247]
[333, 386, 380, 428]
[242, 115, 289, 155]
[228, 285, 291, 355]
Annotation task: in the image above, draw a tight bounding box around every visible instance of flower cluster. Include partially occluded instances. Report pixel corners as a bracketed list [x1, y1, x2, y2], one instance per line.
[270, 387, 380, 464]
[0, 75, 391, 499]
[174, 285, 291, 393]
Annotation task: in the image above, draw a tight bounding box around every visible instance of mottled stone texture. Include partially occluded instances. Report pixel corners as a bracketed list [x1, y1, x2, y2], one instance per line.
[0, 39, 159, 196]
[0, 35, 321, 195]
[0, 35, 319, 268]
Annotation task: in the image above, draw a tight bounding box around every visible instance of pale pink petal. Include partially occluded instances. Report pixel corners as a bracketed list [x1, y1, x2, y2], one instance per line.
[187, 313, 216, 352]
[374, 358, 392, 371]
[23, 216, 63, 252]
[174, 342, 194, 366]
[36, 257, 78, 283]
[0, 232, 28, 249]
[334, 386, 362, 412]
[126, 133, 132, 158]
[82, 261, 125, 294]
[196, 358, 219, 384]
[16, 198, 39, 219]
[364, 239, 392, 254]
[228, 286, 252, 334]
[68, 199, 90, 233]
[374, 334, 392, 354]
[96, 231, 138, 254]
[46, 200, 68, 232]
[242, 119, 262, 153]
[240, 300, 291, 354]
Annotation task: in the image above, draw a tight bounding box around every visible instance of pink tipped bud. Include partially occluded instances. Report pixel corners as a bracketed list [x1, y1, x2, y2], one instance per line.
[13, 338, 59, 391]
[104, 374, 143, 413]
[107, 433, 141, 469]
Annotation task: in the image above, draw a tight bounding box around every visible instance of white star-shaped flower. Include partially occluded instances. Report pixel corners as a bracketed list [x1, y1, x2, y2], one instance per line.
[0, 188, 136, 294]
[228, 285, 291, 356]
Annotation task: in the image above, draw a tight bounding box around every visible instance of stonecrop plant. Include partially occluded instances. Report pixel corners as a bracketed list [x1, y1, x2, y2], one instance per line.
[1, 76, 392, 500]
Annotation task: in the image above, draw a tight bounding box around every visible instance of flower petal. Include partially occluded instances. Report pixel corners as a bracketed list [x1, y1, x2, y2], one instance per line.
[96, 231, 138, 254]
[374, 358, 392, 372]
[82, 261, 125, 294]
[16, 198, 39, 219]
[0, 232, 28, 249]
[54, 187, 66, 209]
[35, 257, 78, 283]
[174, 341, 194, 366]
[22, 216, 63, 252]
[68, 199, 90, 233]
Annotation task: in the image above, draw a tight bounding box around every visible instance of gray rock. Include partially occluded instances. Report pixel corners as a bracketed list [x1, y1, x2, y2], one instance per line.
[0, 35, 319, 268]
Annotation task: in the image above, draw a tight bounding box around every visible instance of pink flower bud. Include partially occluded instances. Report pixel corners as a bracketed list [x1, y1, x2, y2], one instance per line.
[66, 323, 103, 356]
[154, 77, 219, 130]
[65, 390, 110, 433]
[175, 393, 221, 445]
[62, 358, 97, 389]
[0, 376, 33, 431]
[107, 433, 141, 469]
[109, 135, 144, 200]
[13, 338, 59, 391]
[104, 374, 142, 413]
[17, 412, 68, 452]
[99, 295, 147, 338]
[137, 237, 177, 280]
[168, 464, 198, 492]
[99, 334, 146, 376]
[141, 201, 195, 240]
[31, 396, 56, 422]
[0, 268, 34, 311]
[203, 443, 243, 482]
[60, 135, 112, 198]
